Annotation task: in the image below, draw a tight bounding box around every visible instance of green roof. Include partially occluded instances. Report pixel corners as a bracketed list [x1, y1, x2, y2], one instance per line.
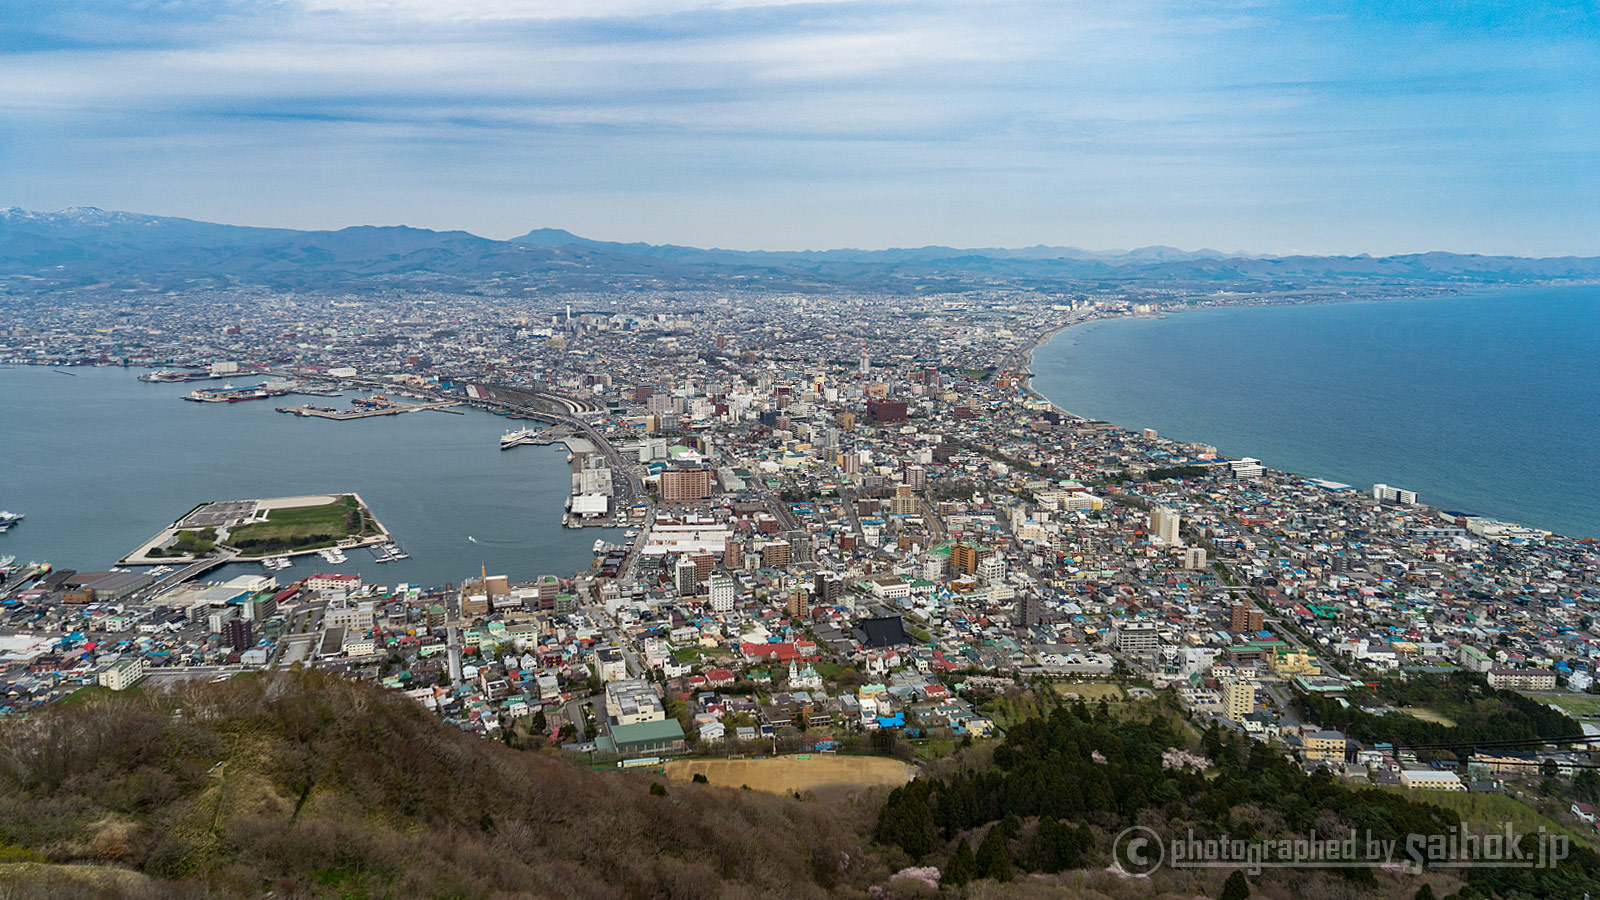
[609, 719, 686, 745]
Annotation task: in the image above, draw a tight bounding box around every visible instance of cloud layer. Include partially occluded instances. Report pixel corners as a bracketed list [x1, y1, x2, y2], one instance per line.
[2, 0, 1596, 254]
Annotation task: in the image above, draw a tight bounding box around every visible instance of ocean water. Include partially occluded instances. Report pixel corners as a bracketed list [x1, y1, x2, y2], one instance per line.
[0, 367, 620, 586]
[1029, 285, 1599, 539]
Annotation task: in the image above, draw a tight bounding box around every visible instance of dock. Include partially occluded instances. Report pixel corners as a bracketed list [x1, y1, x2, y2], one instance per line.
[276, 400, 461, 420]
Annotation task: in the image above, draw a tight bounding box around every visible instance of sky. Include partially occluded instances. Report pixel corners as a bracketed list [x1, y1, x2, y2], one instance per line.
[1, 0, 1597, 255]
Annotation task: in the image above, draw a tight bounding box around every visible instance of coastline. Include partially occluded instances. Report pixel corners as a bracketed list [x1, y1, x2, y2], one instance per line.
[1009, 290, 1593, 542]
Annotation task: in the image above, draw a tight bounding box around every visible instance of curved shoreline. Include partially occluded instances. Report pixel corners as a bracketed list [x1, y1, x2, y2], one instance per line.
[1008, 293, 1592, 541]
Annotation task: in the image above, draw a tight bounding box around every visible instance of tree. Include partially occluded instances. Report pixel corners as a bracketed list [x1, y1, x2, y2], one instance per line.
[943, 840, 976, 887]
[1414, 885, 1437, 900]
[649, 781, 667, 796]
[692, 772, 708, 784]
[1220, 869, 1250, 900]
[976, 826, 1013, 882]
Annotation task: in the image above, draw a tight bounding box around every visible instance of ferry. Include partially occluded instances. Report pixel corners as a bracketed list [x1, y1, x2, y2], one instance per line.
[500, 427, 538, 450]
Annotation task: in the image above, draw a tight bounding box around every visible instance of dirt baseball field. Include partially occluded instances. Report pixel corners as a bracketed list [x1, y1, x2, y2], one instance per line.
[663, 754, 916, 802]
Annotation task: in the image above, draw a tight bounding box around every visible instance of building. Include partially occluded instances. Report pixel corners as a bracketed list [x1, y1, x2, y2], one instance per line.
[723, 535, 744, 568]
[221, 617, 254, 651]
[98, 657, 145, 691]
[708, 573, 735, 613]
[1113, 621, 1160, 656]
[594, 646, 629, 683]
[1230, 603, 1265, 634]
[977, 553, 1007, 584]
[1184, 547, 1208, 570]
[660, 467, 715, 502]
[903, 464, 927, 491]
[1400, 769, 1466, 791]
[949, 542, 991, 576]
[865, 399, 907, 423]
[305, 572, 361, 594]
[1016, 593, 1041, 628]
[761, 541, 792, 568]
[1150, 506, 1181, 546]
[1373, 483, 1419, 505]
[1487, 668, 1557, 691]
[813, 571, 844, 605]
[1223, 679, 1255, 723]
[1303, 730, 1347, 766]
[676, 556, 699, 596]
[604, 719, 687, 757]
[605, 678, 665, 726]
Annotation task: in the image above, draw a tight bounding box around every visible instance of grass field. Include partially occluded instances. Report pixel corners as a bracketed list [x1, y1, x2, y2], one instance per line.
[1397, 706, 1459, 727]
[1538, 694, 1600, 718]
[227, 495, 365, 555]
[662, 755, 914, 802]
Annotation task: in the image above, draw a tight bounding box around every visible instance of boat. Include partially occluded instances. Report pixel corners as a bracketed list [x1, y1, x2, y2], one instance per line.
[0, 555, 14, 569]
[500, 427, 538, 450]
[0, 511, 23, 526]
[593, 539, 607, 553]
[382, 542, 409, 560]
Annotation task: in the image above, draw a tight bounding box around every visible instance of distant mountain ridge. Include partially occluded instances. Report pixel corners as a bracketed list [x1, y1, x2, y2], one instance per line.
[4, 206, 1599, 292]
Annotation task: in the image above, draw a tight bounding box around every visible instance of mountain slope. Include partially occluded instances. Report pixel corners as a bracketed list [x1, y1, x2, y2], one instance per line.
[0, 673, 883, 899]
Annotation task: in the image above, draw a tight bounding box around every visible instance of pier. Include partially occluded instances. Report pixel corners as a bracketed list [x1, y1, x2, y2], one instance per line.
[275, 399, 461, 420]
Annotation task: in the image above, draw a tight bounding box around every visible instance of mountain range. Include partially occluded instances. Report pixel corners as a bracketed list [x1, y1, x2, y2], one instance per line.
[5, 206, 1599, 293]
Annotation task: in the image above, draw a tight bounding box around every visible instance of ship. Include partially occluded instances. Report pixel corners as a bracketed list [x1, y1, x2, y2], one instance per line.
[0, 511, 23, 526]
[500, 427, 538, 450]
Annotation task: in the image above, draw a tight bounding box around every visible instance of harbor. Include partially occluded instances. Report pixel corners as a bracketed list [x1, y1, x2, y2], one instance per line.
[0, 366, 618, 587]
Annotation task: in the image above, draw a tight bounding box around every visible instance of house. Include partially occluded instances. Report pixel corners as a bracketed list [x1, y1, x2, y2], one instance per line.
[1572, 802, 1597, 824]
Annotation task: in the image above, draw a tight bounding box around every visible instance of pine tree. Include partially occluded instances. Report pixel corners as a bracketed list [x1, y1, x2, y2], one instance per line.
[1220, 869, 1250, 900]
[976, 826, 1013, 882]
[1414, 885, 1437, 900]
[943, 839, 977, 887]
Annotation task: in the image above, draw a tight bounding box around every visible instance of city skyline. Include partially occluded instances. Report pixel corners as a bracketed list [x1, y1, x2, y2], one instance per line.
[3, 1, 1596, 256]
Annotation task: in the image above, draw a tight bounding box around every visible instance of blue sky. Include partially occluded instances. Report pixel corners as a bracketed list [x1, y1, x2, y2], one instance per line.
[2, 0, 1596, 254]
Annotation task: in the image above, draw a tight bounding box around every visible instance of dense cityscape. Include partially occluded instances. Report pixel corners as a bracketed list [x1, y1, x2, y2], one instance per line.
[4, 280, 1597, 815]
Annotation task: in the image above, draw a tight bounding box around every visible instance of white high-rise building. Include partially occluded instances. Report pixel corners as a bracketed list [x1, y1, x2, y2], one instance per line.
[1373, 484, 1419, 505]
[1151, 506, 1181, 546]
[708, 573, 735, 613]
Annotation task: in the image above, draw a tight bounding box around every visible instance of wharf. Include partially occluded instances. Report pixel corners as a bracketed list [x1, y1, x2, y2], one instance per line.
[276, 400, 460, 420]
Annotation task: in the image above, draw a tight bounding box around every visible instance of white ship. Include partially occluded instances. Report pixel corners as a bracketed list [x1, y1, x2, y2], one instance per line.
[500, 427, 538, 450]
[317, 548, 348, 564]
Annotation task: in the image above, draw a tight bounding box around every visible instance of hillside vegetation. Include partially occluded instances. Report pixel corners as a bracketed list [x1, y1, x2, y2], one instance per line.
[0, 672, 882, 899]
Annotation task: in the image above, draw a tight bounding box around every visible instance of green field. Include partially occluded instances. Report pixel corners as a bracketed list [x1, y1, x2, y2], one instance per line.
[1539, 694, 1600, 717]
[227, 496, 367, 555]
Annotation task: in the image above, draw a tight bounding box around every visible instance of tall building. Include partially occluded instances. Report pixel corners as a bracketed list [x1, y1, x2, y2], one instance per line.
[788, 586, 810, 619]
[903, 465, 927, 491]
[1373, 483, 1419, 505]
[1016, 593, 1041, 628]
[977, 553, 1007, 585]
[723, 535, 744, 569]
[661, 466, 715, 501]
[222, 617, 254, 651]
[890, 484, 919, 516]
[1230, 602, 1265, 634]
[761, 541, 792, 568]
[950, 542, 991, 576]
[708, 574, 735, 613]
[1150, 506, 1180, 546]
[675, 556, 699, 596]
[813, 571, 844, 605]
[1223, 679, 1255, 723]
